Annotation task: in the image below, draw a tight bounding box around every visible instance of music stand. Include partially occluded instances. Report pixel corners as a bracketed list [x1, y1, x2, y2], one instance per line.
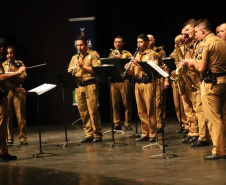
[162, 58, 176, 72]
[92, 64, 127, 147]
[58, 73, 81, 148]
[101, 58, 140, 137]
[138, 61, 177, 160]
[162, 58, 183, 138]
[27, 83, 57, 158]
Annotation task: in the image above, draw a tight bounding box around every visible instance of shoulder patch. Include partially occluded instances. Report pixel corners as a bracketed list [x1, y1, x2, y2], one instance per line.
[197, 54, 202, 60]
[153, 54, 158, 60]
[198, 46, 203, 54]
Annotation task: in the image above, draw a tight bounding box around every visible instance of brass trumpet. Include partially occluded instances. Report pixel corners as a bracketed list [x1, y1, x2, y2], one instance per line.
[110, 49, 120, 57]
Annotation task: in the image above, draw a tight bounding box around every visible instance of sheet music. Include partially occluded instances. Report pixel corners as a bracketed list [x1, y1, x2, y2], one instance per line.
[28, 83, 57, 95]
[101, 64, 114, 66]
[146, 60, 169, 78]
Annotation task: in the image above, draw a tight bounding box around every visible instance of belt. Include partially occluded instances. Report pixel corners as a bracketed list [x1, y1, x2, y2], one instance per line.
[135, 75, 152, 84]
[77, 80, 96, 87]
[214, 72, 226, 77]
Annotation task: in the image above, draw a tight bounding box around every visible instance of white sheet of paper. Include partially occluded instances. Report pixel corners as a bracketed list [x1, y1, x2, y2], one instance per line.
[146, 60, 169, 78]
[28, 83, 56, 95]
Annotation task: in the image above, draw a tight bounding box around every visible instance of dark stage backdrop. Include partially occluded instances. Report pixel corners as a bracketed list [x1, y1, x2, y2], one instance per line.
[0, 0, 225, 126]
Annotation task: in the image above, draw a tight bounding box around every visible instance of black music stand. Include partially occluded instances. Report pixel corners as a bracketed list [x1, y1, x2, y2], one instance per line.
[58, 73, 81, 148]
[27, 84, 56, 158]
[101, 58, 140, 137]
[138, 61, 177, 160]
[162, 58, 176, 72]
[162, 58, 183, 138]
[92, 64, 128, 147]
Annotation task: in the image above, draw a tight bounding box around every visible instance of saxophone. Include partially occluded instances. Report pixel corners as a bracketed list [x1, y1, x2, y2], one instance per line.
[176, 66, 200, 91]
[170, 40, 199, 95]
[170, 41, 186, 95]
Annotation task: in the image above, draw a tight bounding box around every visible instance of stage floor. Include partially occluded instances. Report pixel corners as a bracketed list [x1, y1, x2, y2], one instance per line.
[1, 118, 225, 185]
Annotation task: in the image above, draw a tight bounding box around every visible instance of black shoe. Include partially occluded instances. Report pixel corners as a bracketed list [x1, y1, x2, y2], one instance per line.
[93, 137, 102, 143]
[183, 129, 189, 134]
[0, 156, 8, 162]
[157, 128, 162, 133]
[0, 154, 17, 162]
[7, 141, 14, 145]
[204, 154, 226, 160]
[189, 136, 198, 143]
[181, 136, 192, 143]
[191, 140, 210, 147]
[114, 125, 122, 130]
[125, 125, 132, 130]
[136, 137, 149, 142]
[20, 141, 28, 145]
[175, 129, 184, 134]
[149, 137, 156, 142]
[79, 137, 94, 143]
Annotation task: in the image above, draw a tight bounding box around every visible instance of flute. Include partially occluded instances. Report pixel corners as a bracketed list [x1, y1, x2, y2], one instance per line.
[72, 50, 80, 76]
[122, 47, 140, 78]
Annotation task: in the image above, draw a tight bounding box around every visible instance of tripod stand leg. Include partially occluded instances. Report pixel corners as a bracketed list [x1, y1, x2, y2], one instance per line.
[143, 142, 163, 149]
[33, 152, 56, 158]
[149, 153, 178, 160]
[124, 121, 141, 138]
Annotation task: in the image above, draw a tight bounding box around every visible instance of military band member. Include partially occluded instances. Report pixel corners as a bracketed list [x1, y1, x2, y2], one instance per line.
[2, 46, 27, 145]
[68, 35, 102, 143]
[109, 36, 133, 130]
[147, 34, 169, 133]
[125, 34, 158, 142]
[183, 18, 226, 160]
[169, 33, 188, 133]
[179, 19, 209, 146]
[0, 38, 26, 162]
[218, 23, 226, 42]
[216, 24, 221, 38]
[174, 19, 201, 144]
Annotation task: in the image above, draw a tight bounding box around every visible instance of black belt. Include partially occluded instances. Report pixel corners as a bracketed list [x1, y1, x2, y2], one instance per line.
[135, 75, 152, 84]
[203, 71, 226, 89]
[77, 80, 96, 87]
[214, 72, 226, 77]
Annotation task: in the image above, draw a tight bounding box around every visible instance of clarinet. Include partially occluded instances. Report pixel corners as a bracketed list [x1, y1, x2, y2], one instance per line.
[6, 59, 11, 71]
[122, 47, 140, 79]
[72, 50, 80, 76]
